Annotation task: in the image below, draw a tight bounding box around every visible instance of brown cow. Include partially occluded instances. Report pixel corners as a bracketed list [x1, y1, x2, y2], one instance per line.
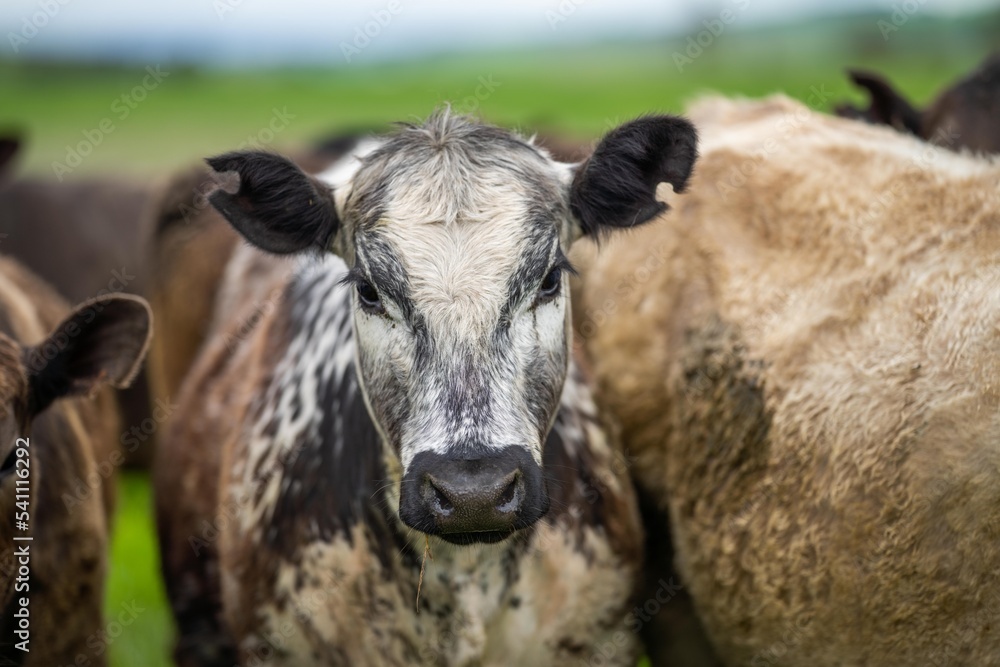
[575, 94, 1000, 665]
[835, 52, 1000, 154]
[0, 257, 151, 666]
[0, 138, 157, 467]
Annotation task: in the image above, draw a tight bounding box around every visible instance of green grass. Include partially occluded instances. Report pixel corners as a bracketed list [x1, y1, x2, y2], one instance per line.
[106, 473, 172, 666]
[2, 16, 993, 665]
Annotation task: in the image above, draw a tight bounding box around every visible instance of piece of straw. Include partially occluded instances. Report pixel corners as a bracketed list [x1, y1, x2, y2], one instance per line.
[416, 534, 433, 612]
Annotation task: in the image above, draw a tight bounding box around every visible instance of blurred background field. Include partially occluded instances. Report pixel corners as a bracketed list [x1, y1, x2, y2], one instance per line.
[0, 2, 997, 665]
[4, 11, 997, 179]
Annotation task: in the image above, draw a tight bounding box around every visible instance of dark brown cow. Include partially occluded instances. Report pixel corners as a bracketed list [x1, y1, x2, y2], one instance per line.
[0, 257, 151, 666]
[835, 52, 1000, 154]
[0, 139, 157, 467]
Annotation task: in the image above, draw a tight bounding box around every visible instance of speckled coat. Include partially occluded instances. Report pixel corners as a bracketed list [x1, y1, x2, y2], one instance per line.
[156, 245, 644, 667]
[154, 109, 705, 667]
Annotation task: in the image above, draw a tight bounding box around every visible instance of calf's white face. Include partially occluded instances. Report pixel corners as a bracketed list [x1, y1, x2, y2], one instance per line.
[206, 111, 696, 543]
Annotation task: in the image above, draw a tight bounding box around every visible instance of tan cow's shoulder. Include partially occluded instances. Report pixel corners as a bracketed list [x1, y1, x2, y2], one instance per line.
[579, 96, 1000, 665]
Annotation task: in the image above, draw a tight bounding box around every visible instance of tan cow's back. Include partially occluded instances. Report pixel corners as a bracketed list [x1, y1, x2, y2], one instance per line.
[575, 95, 1000, 665]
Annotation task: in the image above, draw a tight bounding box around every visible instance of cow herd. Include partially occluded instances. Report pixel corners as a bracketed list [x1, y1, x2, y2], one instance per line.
[0, 55, 998, 666]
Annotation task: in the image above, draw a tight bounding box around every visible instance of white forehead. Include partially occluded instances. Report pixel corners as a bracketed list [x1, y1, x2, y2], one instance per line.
[380, 202, 546, 341]
[318, 114, 572, 341]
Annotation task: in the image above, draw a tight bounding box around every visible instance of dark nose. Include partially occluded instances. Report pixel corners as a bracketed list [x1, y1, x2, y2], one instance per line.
[399, 446, 548, 544]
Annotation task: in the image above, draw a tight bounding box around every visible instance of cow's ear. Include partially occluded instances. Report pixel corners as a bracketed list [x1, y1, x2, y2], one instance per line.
[206, 151, 340, 255]
[0, 136, 20, 180]
[569, 115, 697, 238]
[25, 295, 152, 417]
[846, 69, 923, 135]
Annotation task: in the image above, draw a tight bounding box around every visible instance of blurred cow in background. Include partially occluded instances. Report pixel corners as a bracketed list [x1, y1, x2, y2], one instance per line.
[835, 52, 1000, 154]
[0, 257, 151, 666]
[0, 138, 157, 467]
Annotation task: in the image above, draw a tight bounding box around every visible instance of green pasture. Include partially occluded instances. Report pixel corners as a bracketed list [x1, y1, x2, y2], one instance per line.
[0, 13, 994, 666]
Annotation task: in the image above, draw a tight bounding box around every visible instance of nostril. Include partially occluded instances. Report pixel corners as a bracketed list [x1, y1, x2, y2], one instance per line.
[430, 482, 454, 515]
[496, 476, 521, 514]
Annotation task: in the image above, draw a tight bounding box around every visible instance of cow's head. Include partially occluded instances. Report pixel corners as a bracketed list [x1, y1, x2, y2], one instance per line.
[206, 111, 696, 544]
[0, 294, 152, 456]
[0, 293, 151, 479]
[0, 136, 19, 184]
[0, 291, 149, 609]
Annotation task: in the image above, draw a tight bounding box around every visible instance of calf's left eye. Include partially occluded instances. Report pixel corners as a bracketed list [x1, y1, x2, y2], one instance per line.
[537, 266, 562, 301]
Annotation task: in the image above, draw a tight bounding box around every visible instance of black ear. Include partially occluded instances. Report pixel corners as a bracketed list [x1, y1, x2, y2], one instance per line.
[26, 294, 152, 417]
[570, 115, 697, 236]
[205, 151, 339, 254]
[0, 136, 20, 179]
[846, 69, 923, 136]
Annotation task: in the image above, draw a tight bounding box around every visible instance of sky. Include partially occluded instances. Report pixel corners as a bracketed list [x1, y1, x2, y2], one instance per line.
[1, 0, 997, 67]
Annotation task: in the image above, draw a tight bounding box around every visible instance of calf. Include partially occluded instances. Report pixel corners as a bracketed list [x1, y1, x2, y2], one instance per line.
[0, 257, 151, 666]
[835, 52, 1000, 154]
[154, 110, 696, 666]
[0, 137, 157, 467]
[576, 95, 1000, 665]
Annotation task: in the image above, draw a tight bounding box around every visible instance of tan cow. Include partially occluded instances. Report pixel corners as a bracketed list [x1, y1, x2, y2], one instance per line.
[575, 95, 1000, 665]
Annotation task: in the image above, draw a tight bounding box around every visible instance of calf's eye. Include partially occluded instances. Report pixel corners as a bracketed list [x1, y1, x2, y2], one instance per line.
[538, 266, 562, 301]
[356, 280, 384, 313]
